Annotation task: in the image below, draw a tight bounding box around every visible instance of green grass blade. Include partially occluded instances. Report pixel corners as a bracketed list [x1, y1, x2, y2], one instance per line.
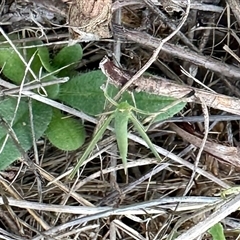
[114, 108, 130, 174]
[69, 114, 114, 179]
[130, 113, 162, 161]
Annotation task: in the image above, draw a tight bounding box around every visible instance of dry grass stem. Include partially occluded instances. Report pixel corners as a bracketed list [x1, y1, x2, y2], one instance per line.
[0, 1, 240, 239]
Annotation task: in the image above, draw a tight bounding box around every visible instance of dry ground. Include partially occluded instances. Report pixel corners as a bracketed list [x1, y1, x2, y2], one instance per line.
[1, 0, 240, 239]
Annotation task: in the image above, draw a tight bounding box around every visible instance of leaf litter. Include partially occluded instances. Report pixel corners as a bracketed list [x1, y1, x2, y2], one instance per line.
[0, 0, 240, 239]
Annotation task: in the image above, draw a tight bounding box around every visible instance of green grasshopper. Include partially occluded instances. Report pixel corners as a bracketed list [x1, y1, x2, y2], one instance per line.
[69, 88, 193, 179]
[69, 100, 161, 178]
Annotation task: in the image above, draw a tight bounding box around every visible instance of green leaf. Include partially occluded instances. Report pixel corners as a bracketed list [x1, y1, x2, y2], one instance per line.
[39, 74, 60, 99]
[52, 44, 83, 68]
[46, 109, 85, 151]
[0, 46, 25, 84]
[59, 69, 185, 119]
[37, 44, 55, 73]
[26, 41, 44, 78]
[0, 98, 52, 170]
[0, 39, 47, 84]
[208, 223, 226, 240]
[52, 44, 83, 77]
[123, 91, 186, 122]
[58, 70, 118, 115]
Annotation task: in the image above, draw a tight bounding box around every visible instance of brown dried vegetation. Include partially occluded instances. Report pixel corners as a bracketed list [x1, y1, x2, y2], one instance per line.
[1, 0, 240, 239]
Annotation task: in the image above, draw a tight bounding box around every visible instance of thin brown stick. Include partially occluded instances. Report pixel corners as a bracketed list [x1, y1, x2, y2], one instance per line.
[170, 123, 240, 167]
[113, 25, 240, 79]
[100, 57, 240, 116]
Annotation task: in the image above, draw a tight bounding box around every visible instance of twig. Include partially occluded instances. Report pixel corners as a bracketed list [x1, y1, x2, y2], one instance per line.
[100, 57, 240, 116]
[226, 0, 240, 27]
[113, 0, 191, 100]
[30, 196, 219, 240]
[175, 193, 240, 240]
[153, 114, 240, 124]
[184, 96, 209, 194]
[0, 77, 69, 97]
[112, 0, 224, 13]
[170, 123, 240, 167]
[113, 25, 240, 79]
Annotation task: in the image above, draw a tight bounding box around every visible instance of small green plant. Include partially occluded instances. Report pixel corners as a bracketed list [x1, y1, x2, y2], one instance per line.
[0, 33, 186, 171]
[0, 98, 52, 169]
[208, 223, 226, 240]
[0, 34, 85, 169]
[221, 186, 240, 198]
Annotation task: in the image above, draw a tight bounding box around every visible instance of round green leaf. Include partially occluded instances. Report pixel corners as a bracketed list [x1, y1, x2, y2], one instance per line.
[52, 44, 83, 76]
[39, 74, 60, 99]
[133, 92, 186, 122]
[37, 45, 55, 72]
[208, 223, 226, 240]
[58, 70, 118, 115]
[0, 39, 48, 84]
[26, 41, 44, 78]
[0, 47, 25, 84]
[46, 110, 85, 151]
[0, 98, 52, 170]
